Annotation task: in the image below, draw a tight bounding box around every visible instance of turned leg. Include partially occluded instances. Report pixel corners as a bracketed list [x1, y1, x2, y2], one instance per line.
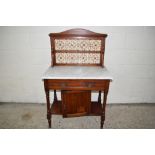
[98, 91, 101, 103]
[54, 90, 58, 102]
[47, 113, 51, 128]
[101, 91, 108, 129]
[45, 90, 51, 128]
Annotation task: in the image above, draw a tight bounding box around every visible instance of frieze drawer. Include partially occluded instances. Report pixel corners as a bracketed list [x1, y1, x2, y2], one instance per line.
[44, 79, 110, 90]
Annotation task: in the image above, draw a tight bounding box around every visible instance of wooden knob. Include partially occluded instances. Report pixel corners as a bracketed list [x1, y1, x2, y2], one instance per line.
[87, 82, 94, 88]
[61, 83, 67, 87]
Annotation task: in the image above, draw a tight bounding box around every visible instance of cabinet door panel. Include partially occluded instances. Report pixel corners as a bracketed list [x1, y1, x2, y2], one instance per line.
[61, 90, 91, 117]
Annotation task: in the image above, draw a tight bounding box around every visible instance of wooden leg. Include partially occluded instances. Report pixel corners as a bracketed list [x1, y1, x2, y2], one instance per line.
[98, 91, 101, 103]
[45, 90, 52, 128]
[101, 115, 105, 129]
[47, 113, 51, 128]
[100, 91, 108, 129]
[54, 90, 58, 102]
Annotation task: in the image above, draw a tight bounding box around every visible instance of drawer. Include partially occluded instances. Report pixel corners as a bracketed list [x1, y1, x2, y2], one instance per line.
[44, 79, 110, 91]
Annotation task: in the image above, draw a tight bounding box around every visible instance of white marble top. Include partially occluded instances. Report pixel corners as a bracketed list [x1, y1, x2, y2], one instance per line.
[42, 66, 113, 80]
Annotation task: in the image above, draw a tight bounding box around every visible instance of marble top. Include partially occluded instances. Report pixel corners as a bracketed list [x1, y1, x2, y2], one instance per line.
[42, 66, 113, 80]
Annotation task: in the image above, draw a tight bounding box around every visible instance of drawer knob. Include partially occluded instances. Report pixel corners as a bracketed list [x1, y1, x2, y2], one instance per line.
[61, 83, 67, 87]
[86, 82, 94, 88]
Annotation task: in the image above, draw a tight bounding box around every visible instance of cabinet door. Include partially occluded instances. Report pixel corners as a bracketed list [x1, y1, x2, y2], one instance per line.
[61, 90, 91, 117]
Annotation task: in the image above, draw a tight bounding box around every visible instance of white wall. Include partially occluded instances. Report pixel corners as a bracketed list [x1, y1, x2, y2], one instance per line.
[0, 26, 155, 103]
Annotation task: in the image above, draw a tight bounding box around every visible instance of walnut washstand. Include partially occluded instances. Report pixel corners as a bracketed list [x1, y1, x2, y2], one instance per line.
[42, 29, 113, 128]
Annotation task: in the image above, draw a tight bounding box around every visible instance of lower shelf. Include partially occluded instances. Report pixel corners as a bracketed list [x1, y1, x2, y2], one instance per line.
[51, 100, 102, 116]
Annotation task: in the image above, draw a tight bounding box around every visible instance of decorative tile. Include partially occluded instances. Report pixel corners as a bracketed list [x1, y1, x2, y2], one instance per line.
[56, 53, 100, 64]
[55, 39, 101, 51]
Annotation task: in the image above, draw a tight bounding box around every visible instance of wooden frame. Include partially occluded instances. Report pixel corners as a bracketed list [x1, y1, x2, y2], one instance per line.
[49, 28, 107, 67]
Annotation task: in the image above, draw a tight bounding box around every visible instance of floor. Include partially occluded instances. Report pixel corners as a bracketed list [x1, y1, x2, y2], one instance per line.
[0, 103, 155, 129]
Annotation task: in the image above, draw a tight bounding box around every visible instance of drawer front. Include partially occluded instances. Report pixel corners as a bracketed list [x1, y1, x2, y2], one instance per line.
[45, 79, 110, 91]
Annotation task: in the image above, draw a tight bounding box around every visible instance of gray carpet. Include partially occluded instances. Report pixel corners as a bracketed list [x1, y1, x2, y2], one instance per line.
[0, 103, 155, 129]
